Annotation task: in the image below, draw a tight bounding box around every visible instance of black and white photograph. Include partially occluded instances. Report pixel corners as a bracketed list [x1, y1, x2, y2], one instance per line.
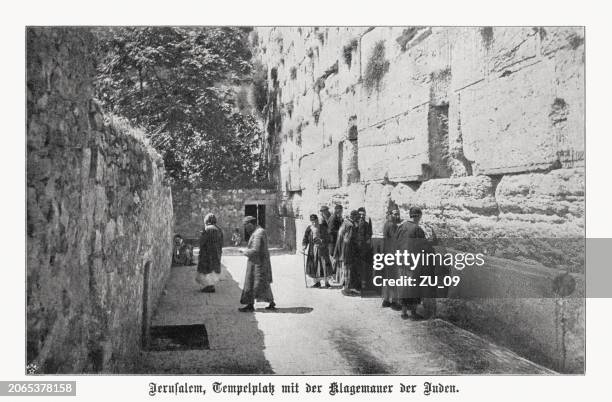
[25, 24, 585, 375]
[3, 1, 611, 400]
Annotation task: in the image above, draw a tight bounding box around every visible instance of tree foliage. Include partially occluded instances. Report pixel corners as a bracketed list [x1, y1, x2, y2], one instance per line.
[94, 27, 268, 188]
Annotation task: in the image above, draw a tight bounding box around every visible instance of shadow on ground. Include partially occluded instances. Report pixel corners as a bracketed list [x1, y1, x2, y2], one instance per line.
[254, 307, 313, 314]
[137, 264, 274, 374]
[328, 327, 394, 374]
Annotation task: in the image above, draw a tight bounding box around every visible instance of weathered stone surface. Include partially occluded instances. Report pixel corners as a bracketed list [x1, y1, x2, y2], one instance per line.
[459, 62, 559, 174]
[495, 168, 584, 223]
[436, 296, 584, 374]
[413, 175, 499, 216]
[389, 182, 417, 210]
[254, 27, 584, 373]
[27, 28, 173, 374]
[364, 182, 394, 236]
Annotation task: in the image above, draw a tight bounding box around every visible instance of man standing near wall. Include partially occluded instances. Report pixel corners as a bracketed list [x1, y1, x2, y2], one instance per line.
[357, 207, 373, 292]
[334, 210, 361, 296]
[327, 205, 344, 258]
[238, 216, 276, 311]
[381, 207, 401, 309]
[302, 214, 333, 288]
[196, 213, 224, 293]
[395, 207, 430, 320]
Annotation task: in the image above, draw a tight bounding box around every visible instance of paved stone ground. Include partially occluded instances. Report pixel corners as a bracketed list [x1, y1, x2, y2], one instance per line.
[137, 252, 554, 375]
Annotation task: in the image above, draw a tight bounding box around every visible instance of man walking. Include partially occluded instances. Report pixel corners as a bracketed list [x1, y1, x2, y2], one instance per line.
[238, 216, 276, 312]
[196, 214, 223, 293]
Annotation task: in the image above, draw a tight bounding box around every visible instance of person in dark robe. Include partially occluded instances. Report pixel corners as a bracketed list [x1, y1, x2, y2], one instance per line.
[356, 207, 373, 291]
[302, 214, 333, 288]
[238, 216, 276, 312]
[381, 207, 402, 309]
[327, 204, 344, 257]
[333, 210, 361, 296]
[394, 206, 433, 319]
[196, 214, 224, 293]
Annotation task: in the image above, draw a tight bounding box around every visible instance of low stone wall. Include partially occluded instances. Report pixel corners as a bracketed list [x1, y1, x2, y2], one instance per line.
[27, 28, 173, 373]
[172, 187, 282, 247]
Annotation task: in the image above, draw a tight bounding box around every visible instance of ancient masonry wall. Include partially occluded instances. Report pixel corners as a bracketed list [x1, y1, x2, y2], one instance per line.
[173, 187, 283, 247]
[255, 27, 584, 373]
[27, 28, 174, 373]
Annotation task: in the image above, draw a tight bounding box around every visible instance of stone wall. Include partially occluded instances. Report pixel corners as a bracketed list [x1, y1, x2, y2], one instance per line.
[27, 28, 174, 373]
[255, 27, 584, 372]
[172, 187, 284, 247]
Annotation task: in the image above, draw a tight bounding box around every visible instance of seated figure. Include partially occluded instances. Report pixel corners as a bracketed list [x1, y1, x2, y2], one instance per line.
[172, 234, 194, 266]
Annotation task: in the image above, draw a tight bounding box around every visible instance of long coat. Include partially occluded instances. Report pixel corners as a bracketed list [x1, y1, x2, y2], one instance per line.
[197, 224, 223, 275]
[381, 219, 399, 300]
[394, 220, 433, 299]
[240, 226, 274, 304]
[302, 223, 333, 279]
[327, 214, 343, 254]
[333, 218, 360, 289]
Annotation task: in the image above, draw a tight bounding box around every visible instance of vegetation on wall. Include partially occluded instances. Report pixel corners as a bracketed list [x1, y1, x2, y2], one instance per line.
[363, 40, 390, 93]
[342, 38, 359, 67]
[252, 60, 269, 116]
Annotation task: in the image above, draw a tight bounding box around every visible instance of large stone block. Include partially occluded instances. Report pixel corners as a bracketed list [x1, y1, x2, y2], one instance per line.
[359, 104, 430, 182]
[364, 182, 394, 237]
[413, 175, 498, 214]
[459, 61, 559, 175]
[450, 27, 487, 91]
[486, 27, 540, 73]
[495, 168, 584, 236]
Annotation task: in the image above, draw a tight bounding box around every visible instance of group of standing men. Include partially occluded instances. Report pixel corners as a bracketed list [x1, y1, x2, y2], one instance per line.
[195, 204, 436, 319]
[303, 204, 434, 320]
[301, 205, 373, 297]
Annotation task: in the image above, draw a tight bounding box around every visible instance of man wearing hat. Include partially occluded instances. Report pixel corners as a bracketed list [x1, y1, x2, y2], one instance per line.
[327, 204, 344, 257]
[302, 213, 333, 288]
[381, 206, 402, 309]
[333, 210, 361, 296]
[394, 206, 431, 319]
[196, 213, 224, 293]
[356, 206, 373, 291]
[238, 216, 276, 311]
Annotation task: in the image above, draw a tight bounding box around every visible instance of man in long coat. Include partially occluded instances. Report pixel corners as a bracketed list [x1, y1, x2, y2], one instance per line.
[238, 216, 276, 311]
[327, 205, 344, 256]
[394, 207, 433, 319]
[302, 214, 333, 288]
[333, 210, 361, 296]
[196, 213, 223, 293]
[356, 207, 373, 292]
[381, 207, 401, 309]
